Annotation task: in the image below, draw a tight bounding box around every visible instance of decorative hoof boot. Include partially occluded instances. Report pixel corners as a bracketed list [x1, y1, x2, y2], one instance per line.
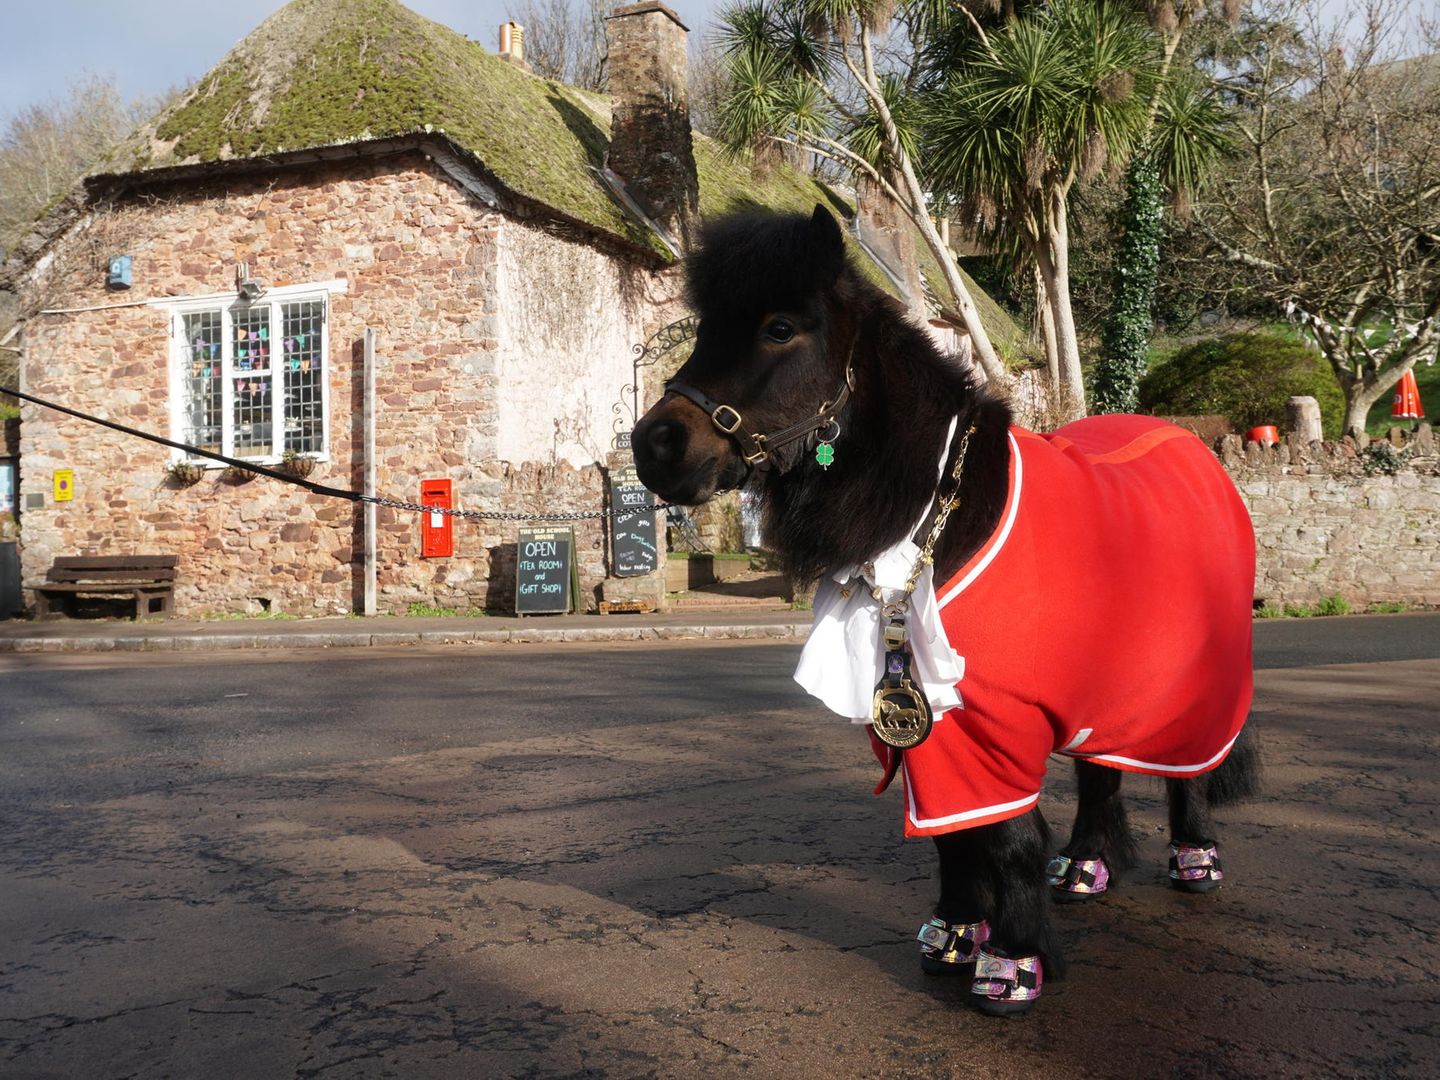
[917, 916, 990, 976]
[1169, 841, 1223, 893]
[1046, 854, 1110, 902]
[971, 946, 1043, 1016]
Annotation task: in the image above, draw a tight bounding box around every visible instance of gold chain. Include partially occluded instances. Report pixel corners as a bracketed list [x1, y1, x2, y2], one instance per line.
[890, 424, 977, 607]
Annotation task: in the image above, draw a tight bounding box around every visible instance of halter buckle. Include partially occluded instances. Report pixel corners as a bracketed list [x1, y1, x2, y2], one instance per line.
[711, 405, 743, 434]
[742, 435, 771, 466]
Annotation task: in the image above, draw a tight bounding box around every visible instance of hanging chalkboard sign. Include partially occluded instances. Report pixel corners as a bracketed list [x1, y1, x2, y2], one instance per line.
[608, 463, 659, 577]
[515, 526, 575, 614]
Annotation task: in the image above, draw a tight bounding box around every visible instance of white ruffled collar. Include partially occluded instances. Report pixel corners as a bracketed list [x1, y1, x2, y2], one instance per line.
[793, 419, 966, 722]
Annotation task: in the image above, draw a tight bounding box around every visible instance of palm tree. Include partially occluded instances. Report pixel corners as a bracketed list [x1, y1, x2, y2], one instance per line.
[923, 0, 1159, 415]
[713, 0, 1011, 385]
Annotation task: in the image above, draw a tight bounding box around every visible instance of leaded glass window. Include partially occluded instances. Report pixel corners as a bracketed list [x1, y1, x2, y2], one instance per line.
[172, 291, 329, 463]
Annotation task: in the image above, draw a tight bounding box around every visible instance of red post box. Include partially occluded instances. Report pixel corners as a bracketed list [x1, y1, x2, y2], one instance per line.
[420, 479, 454, 558]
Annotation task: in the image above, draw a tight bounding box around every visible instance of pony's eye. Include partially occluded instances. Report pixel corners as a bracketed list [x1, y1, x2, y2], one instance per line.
[764, 319, 796, 344]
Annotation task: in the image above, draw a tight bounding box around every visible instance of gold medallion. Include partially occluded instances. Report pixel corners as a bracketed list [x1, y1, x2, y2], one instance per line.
[871, 678, 934, 749]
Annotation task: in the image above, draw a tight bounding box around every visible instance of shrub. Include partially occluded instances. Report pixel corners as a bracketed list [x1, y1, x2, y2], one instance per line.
[1362, 442, 1403, 476]
[1138, 332, 1345, 438]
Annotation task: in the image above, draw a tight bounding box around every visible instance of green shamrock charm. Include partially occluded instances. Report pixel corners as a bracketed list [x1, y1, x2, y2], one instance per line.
[815, 442, 836, 469]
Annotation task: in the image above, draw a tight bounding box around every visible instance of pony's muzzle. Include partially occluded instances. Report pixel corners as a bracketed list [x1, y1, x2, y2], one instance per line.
[640, 416, 688, 467]
[634, 399, 737, 504]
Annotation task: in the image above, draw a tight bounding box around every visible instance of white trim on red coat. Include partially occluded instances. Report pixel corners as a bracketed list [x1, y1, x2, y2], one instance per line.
[936, 432, 1024, 609]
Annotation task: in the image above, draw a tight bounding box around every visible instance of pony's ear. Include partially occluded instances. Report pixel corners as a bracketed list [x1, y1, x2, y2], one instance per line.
[808, 204, 845, 281]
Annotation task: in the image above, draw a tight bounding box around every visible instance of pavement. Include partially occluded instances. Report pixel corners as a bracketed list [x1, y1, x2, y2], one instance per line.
[0, 604, 810, 653]
[2, 631, 1437, 1078]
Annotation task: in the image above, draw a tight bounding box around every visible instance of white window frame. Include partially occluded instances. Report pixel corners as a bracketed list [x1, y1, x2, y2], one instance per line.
[159, 280, 347, 467]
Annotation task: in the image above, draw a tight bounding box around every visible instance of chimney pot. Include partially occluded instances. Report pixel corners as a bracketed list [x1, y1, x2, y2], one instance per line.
[498, 21, 527, 68]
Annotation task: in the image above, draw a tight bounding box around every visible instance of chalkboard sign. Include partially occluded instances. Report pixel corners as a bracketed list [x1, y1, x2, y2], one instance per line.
[609, 463, 659, 577]
[515, 526, 576, 614]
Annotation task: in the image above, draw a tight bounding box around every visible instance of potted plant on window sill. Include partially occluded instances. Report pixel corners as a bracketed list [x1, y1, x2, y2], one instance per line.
[166, 460, 206, 486]
[221, 464, 257, 484]
[279, 450, 319, 479]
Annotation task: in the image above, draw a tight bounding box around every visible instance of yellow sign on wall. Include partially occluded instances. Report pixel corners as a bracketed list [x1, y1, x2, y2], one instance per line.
[53, 469, 74, 502]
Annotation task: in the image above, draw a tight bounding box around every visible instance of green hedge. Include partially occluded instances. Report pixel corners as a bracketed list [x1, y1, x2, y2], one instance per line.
[1138, 332, 1345, 438]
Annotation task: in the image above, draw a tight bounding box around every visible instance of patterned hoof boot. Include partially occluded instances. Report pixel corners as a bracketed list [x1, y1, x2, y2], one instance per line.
[1169, 841, 1223, 893]
[1046, 854, 1110, 902]
[917, 916, 990, 976]
[971, 946, 1043, 1016]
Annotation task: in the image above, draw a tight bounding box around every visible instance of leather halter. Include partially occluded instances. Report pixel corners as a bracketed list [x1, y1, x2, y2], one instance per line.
[664, 365, 856, 473]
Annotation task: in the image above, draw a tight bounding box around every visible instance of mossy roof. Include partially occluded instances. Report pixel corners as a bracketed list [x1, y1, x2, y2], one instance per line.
[95, 0, 1021, 345]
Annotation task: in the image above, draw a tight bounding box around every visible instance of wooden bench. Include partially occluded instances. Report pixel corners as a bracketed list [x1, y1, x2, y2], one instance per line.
[35, 555, 177, 621]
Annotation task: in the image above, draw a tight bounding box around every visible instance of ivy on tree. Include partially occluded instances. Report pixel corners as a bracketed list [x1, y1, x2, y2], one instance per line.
[1094, 152, 1164, 415]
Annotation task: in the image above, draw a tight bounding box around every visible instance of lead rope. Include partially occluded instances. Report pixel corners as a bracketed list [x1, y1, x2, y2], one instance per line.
[0, 384, 669, 522]
[870, 423, 978, 780]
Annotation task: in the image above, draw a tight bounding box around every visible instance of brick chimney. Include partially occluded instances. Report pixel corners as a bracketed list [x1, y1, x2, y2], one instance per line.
[604, 2, 700, 252]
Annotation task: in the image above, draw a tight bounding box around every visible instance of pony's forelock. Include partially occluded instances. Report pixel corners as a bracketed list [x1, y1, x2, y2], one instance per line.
[686, 211, 847, 321]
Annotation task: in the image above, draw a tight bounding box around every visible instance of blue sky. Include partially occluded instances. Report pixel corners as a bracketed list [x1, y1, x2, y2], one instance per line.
[0, 0, 719, 122]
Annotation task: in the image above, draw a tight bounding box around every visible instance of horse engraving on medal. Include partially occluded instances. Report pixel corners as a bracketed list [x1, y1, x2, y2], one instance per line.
[871, 680, 934, 749]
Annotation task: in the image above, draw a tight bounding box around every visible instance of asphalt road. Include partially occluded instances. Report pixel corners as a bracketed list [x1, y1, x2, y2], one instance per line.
[1, 614, 1437, 1078]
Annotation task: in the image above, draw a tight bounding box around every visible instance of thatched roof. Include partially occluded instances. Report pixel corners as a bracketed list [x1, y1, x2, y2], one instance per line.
[17, 0, 1023, 345]
[100, 0, 839, 261]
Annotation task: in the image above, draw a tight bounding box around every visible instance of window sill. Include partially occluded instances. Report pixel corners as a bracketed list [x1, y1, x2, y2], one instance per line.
[179, 456, 331, 470]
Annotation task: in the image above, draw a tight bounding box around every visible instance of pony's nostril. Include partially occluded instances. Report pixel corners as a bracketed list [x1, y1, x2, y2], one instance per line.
[647, 420, 686, 464]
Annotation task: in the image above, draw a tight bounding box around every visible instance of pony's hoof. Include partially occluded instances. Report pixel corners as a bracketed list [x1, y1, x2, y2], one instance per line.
[917, 916, 989, 975]
[971, 946, 1042, 1015]
[1046, 854, 1110, 902]
[1169, 841, 1223, 892]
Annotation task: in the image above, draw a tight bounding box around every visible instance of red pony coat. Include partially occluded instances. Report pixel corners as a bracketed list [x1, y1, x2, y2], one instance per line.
[873, 415, 1255, 837]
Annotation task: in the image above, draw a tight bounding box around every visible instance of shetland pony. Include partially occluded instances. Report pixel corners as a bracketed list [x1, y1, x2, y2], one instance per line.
[633, 206, 1258, 1015]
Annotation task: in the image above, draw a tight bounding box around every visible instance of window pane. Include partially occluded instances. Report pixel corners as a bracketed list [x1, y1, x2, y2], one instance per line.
[231, 303, 272, 458]
[182, 310, 223, 454]
[0, 461, 16, 517]
[281, 301, 325, 454]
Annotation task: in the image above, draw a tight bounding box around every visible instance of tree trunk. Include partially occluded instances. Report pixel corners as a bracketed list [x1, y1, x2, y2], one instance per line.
[1095, 153, 1163, 414]
[852, 29, 1007, 387]
[1344, 383, 1377, 438]
[897, 156, 1007, 386]
[1035, 264, 1059, 388]
[1342, 363, 1414, 437]
[1040, 191, 1085, 420]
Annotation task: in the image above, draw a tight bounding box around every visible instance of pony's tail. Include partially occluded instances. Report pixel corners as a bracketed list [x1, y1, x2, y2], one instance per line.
[1206, 723, 1261, 807]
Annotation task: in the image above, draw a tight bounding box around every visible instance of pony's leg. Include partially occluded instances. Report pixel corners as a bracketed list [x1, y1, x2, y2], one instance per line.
[968, 809, 1063, 1015]
[919, 830, 991, 976]
[1166, 776, 1224, 893]
[1049, 760, 1136, 901]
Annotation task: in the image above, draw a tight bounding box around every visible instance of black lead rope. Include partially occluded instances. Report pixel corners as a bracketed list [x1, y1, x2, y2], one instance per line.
[1, 384, 356, 499]
[0, 384, 664, 523]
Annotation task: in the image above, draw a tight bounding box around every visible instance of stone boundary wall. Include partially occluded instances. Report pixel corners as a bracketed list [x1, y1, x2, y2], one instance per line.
[1218, 424, 1440, 609]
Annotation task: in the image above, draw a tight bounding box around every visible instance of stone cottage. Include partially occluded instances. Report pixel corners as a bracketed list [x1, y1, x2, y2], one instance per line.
[3, 0, 1017, 616]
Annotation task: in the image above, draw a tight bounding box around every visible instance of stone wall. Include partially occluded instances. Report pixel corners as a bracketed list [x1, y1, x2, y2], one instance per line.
[15, 154, 679, 616]
[1219, 425, 1440, 609]
[494, 218, 680, 468]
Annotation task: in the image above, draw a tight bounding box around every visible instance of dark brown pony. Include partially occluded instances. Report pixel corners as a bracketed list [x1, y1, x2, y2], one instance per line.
[633, 206, 1257, 1015]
